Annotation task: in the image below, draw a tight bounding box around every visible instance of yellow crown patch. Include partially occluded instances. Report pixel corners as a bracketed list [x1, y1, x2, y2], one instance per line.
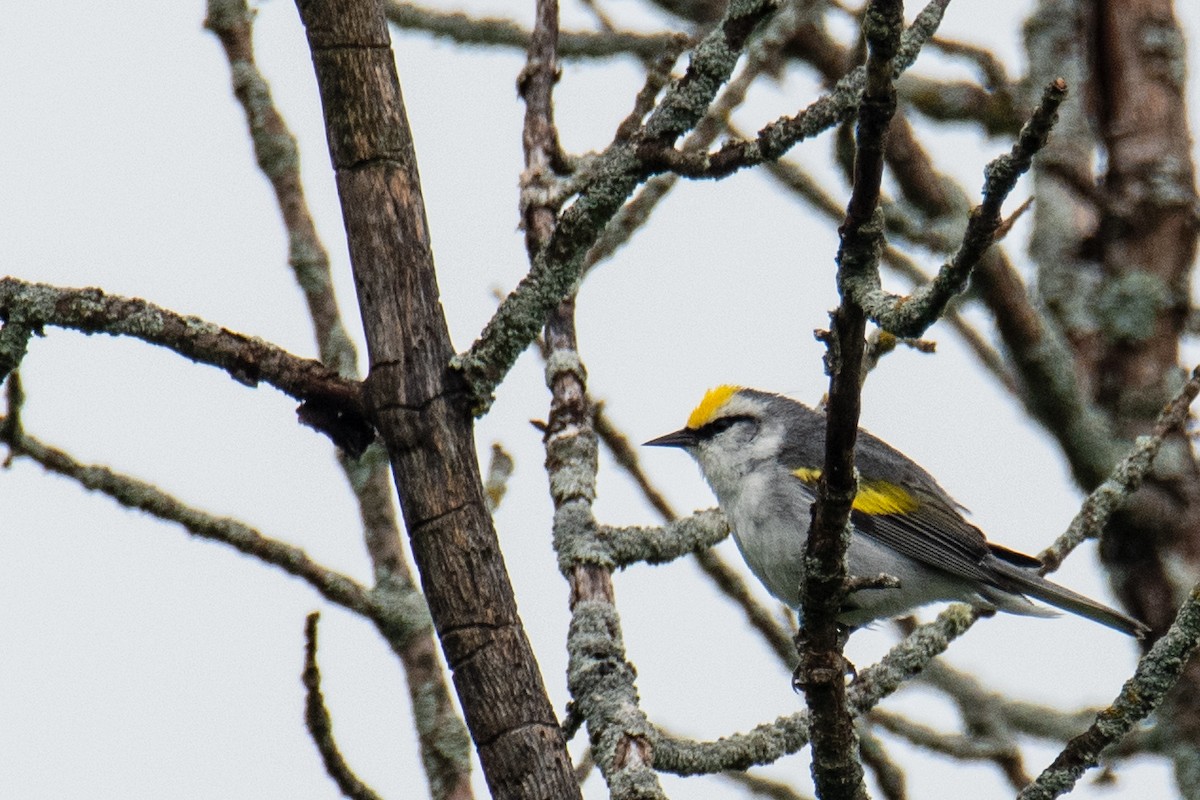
[687, 385, 742, 429]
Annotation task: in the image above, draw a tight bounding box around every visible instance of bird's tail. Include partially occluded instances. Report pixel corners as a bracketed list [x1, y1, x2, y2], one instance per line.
[987, 553, 1148, 639]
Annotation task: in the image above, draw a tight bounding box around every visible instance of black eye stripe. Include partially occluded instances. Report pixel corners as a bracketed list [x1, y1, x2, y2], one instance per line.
[698, 415, 754, 437]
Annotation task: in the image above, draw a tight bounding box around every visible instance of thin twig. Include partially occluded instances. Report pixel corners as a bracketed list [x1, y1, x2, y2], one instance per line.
[303, 613, 385, 800]
[384, 0, 679, 60]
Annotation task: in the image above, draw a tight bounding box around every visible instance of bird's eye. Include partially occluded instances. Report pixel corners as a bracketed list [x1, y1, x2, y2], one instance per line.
[706, 417, 743, 436]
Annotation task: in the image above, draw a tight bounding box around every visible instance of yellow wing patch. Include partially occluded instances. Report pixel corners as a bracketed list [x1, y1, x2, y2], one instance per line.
[686, 384, 742, 429]
[791, 468, 918, 515]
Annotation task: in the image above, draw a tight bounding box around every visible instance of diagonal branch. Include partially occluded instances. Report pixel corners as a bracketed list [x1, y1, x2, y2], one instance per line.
[842, 79, 1069, 338]
[292, 0, 580, 796]
[645, 0, 950, 179]
[1017, 583, 1200, 800]
[2, 427, 412, 633]
[204, 3, 471, 796]
[453, 0, 780, 411]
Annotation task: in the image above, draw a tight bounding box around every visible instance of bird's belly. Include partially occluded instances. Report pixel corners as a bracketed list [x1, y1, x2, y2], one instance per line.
[724, 476, 975, 626]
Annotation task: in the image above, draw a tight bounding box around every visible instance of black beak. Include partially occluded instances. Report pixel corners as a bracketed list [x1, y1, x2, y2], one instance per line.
[643, 428, 699, 448]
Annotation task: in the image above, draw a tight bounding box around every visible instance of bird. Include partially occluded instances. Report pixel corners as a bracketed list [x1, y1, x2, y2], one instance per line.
[645, 385, 1148, 638]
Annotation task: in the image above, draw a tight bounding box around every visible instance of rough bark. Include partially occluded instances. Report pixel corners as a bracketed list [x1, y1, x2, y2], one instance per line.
[293, 2, 580, 797]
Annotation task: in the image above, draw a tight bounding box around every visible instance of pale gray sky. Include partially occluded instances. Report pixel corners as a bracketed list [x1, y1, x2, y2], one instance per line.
[2, 1, 1198, 798]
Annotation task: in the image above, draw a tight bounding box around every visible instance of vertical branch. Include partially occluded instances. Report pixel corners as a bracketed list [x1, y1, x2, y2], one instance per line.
[293, 2, 581, 797]
[519, 2, 664, 796]
[204, 5, 472, 797]
[802, 1, 903, 799]
[1091, 0, 1200, 789]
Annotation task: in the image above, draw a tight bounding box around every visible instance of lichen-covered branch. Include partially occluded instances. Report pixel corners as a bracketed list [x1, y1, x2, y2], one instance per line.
[650, 605, 978, 774]
[453, 0, 780, 410]
[1039, 363, 1200, 572]
[646, 0, 949, 179]
[1, 427, 434, 646]
[521, 3, 663, 793]
[801, 2, 904, 798]
[1017, 582, 1200, 800]
[0, 277, 364, 418]
[842, 79, 1068, 338]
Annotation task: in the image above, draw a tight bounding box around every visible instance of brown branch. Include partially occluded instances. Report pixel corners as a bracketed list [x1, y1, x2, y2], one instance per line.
[383, 0, 679, 61]
[801, 4, 904, 799]
[292, 1, 579, 797]
[0, 278, 363, 414]
[204, 6, 471, 794]
[303, 613, 385, 800]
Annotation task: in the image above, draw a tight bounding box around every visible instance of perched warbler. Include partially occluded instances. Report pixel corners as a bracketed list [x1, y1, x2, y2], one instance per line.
[646, 385, 1147, 638]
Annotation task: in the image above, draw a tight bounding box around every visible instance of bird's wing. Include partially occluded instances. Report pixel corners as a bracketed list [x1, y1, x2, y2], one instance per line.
[791, 470, 1006, 584]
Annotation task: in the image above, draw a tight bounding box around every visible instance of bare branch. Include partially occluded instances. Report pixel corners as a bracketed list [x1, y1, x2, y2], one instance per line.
[204, 7, 471, 792]
[303, 613, 385, 800]
[293, 0, 578, 793]
[843, 79, 1069, 338]
[1017, 583, 1200, 800]
[0, 278, 365, 420]
[454, 0, 782, 410]
[384, 0, 679, 61]
[800, 1, 904, 797]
